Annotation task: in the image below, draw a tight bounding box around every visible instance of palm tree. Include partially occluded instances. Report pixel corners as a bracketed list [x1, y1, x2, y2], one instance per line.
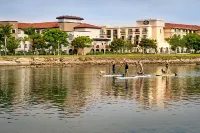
[0, 24, 12, 55]
[20, 37, 29, 55]
[0, 32, 3, 55]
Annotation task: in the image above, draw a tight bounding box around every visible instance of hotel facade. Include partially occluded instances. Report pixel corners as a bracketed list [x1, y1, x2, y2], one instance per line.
[1, 15, 200, 54]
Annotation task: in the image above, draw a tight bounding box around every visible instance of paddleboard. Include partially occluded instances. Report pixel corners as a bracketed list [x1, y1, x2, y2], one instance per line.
[156, 74, 176, 76]
[115, 76, 137, 79]
[115, 74, 151, 79]
[129, 74, 152, 77]
[103, 74, 123, 77]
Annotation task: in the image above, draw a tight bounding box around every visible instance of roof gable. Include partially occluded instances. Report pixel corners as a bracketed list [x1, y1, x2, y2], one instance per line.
[74, 23, 101, 29]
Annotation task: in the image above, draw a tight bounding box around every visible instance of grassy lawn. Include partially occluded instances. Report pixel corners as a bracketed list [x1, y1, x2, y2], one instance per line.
[0, 54, 199, 60]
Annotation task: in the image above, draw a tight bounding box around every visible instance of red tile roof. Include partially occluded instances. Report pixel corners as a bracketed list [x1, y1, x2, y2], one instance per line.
[18, 22, 59, 29]
[56, 15, 84, 20]
[74, 23, 101, 29]
[165, 23, 200, 30]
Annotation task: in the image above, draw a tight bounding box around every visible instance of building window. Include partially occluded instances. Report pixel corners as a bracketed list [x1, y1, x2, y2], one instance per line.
[128, 29, 132, 33]
[121, 36, 125, 40]
[106, 30, 111, 35]
[35, 30, 40, 34]
[18, 29, 21, 34]
[121, 29, 125, 33]
[135, 35, 140, 40]
[128, 36, 132, 40]
[142, 28, 147, 32]
[12, 29, 16, 33]
[135, 29, 140, 32]
[113, 30, 118, 35]
[160, 29, 162, 34]
[143, 35, 147, 38]
[18, 44, 21, 48]
[69, 34, 73, 40]
[100, 29, 104, 34]
[24, 44, 27, 48]
[113, 35, 117, 39]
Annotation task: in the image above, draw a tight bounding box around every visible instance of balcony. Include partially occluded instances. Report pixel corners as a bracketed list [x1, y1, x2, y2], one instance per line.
[135, 29, 140, 34]
[120, 32, 126, 35]
[107, 35, 111, 38]
[128, 31, 133, 34]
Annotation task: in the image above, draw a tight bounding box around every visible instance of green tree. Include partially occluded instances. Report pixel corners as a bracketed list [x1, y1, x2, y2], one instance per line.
[43, 29, 69, 55]
[182, 33, 200, 52]
[33, 34, 47, 55]
[6, 37, 20, 55]
[0, 33, 3, 55]
[71, 36, 93, 55]
[20, 36, 29, 55]
[0, 24, 13, 55]
[23, 27, 36, 54]
[125, 40, 134, 53]
[110, 38, 125, 53]
[165, 34, 185, 53]
[139, 38, 157, 54]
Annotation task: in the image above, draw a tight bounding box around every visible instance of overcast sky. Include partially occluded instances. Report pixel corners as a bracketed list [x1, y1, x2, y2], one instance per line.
[0, 0, 199, 26]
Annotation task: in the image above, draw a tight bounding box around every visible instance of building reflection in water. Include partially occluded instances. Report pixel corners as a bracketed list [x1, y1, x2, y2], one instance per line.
[0, 65, 200, 118]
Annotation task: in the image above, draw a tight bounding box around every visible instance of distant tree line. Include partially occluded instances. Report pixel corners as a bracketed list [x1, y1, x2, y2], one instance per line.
[165, 34, 200, 53]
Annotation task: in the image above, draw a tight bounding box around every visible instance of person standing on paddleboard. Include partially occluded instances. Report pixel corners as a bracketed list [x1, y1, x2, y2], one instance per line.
[165, 62, 169, 74]
[162, 62, 169, 74]
[124, 61, 129, 76]
[137, 61, 144, 75]
[112, 61, 116, 74]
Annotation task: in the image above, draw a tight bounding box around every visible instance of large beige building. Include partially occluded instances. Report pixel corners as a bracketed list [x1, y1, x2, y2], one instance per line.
[101, 19, 200, 53]
[0, 15, 110, 55]
[1, 16, 200, 54]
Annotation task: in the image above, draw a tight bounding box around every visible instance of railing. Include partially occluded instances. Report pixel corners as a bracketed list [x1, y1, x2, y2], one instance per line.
[128, 31, 133, 34]
[107, 35, 111, 38]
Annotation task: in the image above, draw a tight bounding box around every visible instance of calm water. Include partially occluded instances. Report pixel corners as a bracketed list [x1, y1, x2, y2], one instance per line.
[0, 65, 200, 133]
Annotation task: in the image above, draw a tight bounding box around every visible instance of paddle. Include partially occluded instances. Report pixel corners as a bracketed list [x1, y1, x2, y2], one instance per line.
[169, 68, 177, 76]
[109, 63, 111, 74]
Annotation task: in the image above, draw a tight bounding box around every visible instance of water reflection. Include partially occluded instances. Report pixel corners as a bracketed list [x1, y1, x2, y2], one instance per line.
[0, 65, 200, 133]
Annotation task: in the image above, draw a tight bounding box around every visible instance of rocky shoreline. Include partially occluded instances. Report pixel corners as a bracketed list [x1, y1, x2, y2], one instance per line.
[0, 56, 200, 67]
